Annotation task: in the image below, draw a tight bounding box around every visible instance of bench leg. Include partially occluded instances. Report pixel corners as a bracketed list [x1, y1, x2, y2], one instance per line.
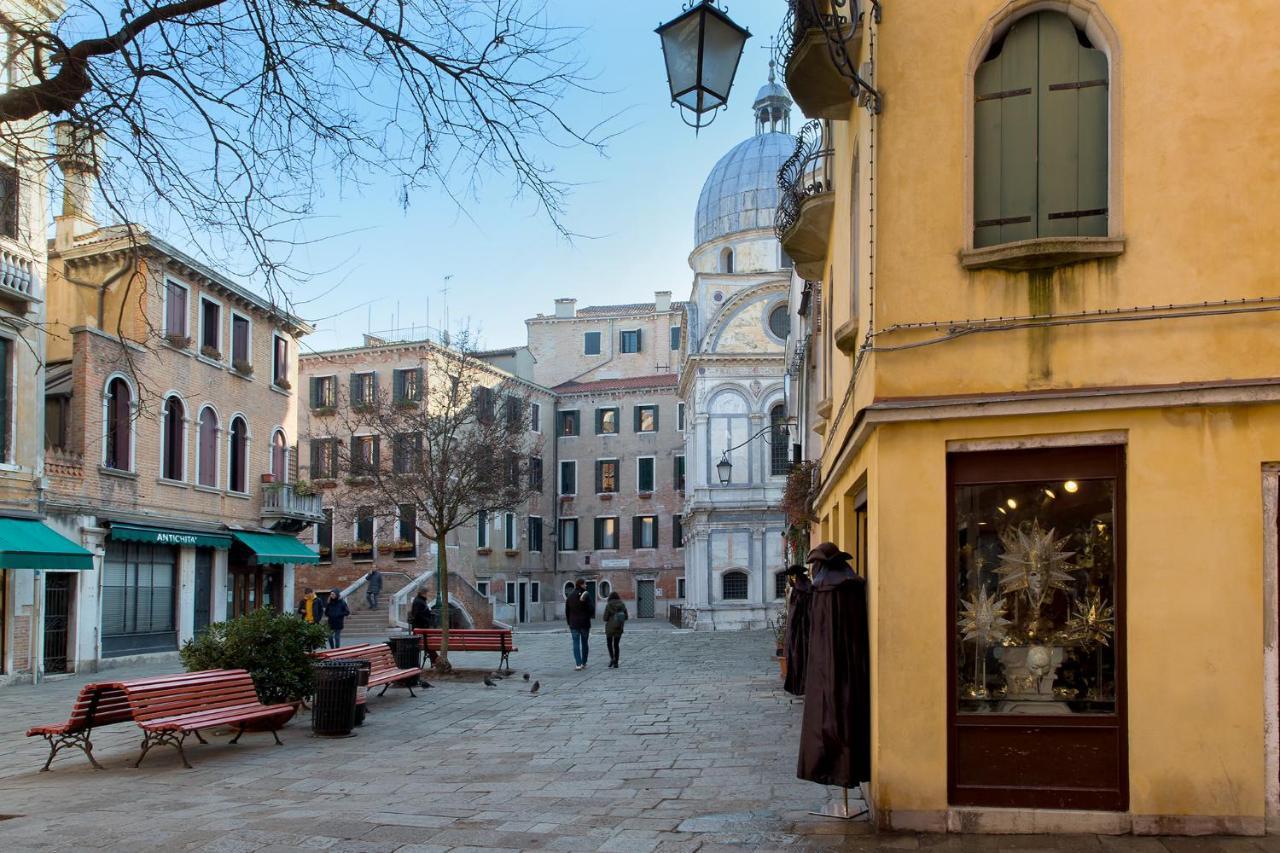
[136, 730, 192, 770]
[500, 650, 512, 673]
[39, 731, 104, 772]
[270, 729, 283, 746]
[193, 729, 209, 745]
[379, 683, 389, 697]
[229, 725, 245, 745]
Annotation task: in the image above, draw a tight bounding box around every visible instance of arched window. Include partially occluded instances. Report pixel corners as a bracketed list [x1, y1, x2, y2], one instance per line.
[599, 580, 612, 599]
[722, 571, 749, 601]
[768, 304, 790, 339]
[104, 377, 132, 471]
[973, 10, 1108, 248]
[161, 395, 185, 480]
[720, 247, 734, 273]
[774, 571, 788, 599]
[563, 581, 575, 599]
[197, 407, 219, 487]
[228, 416, 248, 493]
[271, 429, 288, 483]
[769, 404, 791, 476]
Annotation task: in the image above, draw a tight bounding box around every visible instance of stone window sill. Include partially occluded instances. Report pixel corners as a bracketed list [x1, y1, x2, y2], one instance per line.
[99, 466, 138, 480]
[834, 319, 859, 354]
[960, 236, 1126, 272]
[157, 477, 189, 489]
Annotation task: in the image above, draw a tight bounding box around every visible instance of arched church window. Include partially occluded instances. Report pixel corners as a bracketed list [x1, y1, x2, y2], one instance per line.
[720, 247, 734, 274]
[768, 304, 790, 339]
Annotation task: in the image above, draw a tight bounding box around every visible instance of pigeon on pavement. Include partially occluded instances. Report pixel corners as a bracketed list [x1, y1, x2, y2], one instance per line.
[483, 676, 496, 687]
[522, 672, 530, 681]
[529, 680, 540, 694]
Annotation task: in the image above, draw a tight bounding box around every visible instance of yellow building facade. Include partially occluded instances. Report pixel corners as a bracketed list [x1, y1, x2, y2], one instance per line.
[780, 0, 1280, 835]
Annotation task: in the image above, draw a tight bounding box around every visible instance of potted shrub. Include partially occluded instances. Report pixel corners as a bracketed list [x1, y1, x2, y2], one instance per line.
[391, 539, 415, 555]
[233, 359, 254, 376]
[165, 333, 191, 349]
[293, 479, 316, 497]
[274, 377, 293, 391]
[261, 473, 275, 484]
[334, 542, 355, 557]
[200, 345, 222, 360]
[179, 608, 329, 707]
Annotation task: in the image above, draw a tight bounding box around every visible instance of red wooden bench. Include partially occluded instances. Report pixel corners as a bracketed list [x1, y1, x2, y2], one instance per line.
[414, 628, 518, 672]
[310, 643, 423, 697]
[114, 669, 296, 769]
[26, 683, 134, 771]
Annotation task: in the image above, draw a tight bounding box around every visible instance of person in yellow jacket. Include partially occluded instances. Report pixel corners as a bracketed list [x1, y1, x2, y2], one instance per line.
[296, 588, 324, 623]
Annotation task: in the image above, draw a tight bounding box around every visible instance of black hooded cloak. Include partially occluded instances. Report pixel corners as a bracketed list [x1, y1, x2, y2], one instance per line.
[783, 573, 812, 696]
[796, 559, 870, 788]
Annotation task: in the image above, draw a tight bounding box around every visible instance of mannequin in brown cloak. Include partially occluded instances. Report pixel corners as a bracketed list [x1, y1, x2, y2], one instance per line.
[796, 542, 870, 789]
[783, 565, 812, 696]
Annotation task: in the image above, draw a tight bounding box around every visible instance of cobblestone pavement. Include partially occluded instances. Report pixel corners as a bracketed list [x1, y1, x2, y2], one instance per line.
[0, 624, 1278, 852]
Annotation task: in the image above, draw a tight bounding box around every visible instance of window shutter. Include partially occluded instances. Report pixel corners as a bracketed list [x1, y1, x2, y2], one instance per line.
[651, 518, 660, 549]
[393, 370, 404, 401]
[652, 406, 659, 431]
[595, 462, 603, 494]
[349, 436, 359, 472]
[349, 374, 359, 404]
[309, 378, 319, 408]
[635, 329, 642, 351]
[632, 516, 642, 549]
[1037, 11, 1108, 238]
[370, 372, 379, 401]
[310, 440, 321, 475]
[633, 406, 641, 432]
[973, 15, 1038, 248]
[372, 436, 381, 471]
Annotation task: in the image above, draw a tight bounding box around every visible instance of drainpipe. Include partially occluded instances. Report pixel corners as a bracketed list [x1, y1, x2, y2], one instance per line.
[551, 398, 561, 612]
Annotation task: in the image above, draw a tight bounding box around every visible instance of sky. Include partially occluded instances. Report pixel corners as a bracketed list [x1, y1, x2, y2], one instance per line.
[283, 0, 786, 355]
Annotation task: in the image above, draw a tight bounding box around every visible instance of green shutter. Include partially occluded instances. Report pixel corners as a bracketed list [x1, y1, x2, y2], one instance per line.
[392, 370, 404, 401]
[974, 15, 1039, 247]
[372, 436, 380, 471]
[632, 517, 642, 549]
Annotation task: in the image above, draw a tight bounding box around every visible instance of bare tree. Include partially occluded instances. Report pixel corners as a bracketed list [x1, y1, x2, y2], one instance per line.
[0, 0, 607, 304]
[330, 335, 541, 671]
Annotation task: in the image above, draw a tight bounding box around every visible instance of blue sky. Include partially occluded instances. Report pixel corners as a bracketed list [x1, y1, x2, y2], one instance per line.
[286, 0, 784, 354]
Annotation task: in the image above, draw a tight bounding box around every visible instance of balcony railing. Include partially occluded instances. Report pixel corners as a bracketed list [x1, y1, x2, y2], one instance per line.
[776, 121, 835, 279]
[0, 244, 37, 300]
[261, 482, 324, 529]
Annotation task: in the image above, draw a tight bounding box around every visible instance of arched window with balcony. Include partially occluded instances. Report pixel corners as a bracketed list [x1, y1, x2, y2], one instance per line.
[228, 416, 248, 493]
[104, 376, 133, 471]
[270, 428, 289, 483]
[722, 570, 749, 601]
[973, 10, 1110, 248]
[161, 394, 185, 481]
[196, 407, 219, 488]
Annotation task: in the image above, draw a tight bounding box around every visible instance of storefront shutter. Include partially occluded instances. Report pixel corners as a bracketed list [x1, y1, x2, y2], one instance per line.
[973, 15, 1038, 248]
[1037, 11, 1109, 238]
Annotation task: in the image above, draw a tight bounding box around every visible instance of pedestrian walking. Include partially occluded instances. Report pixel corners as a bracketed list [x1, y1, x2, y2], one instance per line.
[324, 588, 350, 649]
[603, 591, 628, 668]
[565, 578, 593, 670]
[365, 568, 383, 610]
[296, 587, 324, 623]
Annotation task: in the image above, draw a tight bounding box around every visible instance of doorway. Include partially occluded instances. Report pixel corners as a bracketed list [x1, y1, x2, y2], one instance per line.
[228, 563, 282, 618]
[193, 549, 213, 635]
[517, 581, 528, 623]
[43, 573, 74, 674]
[636, 579, 655, 618]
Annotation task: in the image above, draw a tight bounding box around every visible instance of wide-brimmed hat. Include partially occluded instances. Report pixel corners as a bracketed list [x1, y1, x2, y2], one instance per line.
[806, 542, 852, 563]
[783, 564, 809, 577]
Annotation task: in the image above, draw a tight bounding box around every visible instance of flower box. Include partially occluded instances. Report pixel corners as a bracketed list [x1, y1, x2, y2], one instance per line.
[311, 406, 336, 417]
[232, 359, 254, 376]
[638, 492, 653, 500]
[165, 334, 191, 349]
[274, 377, 293, 391]
[200, 345, 222, 360]
[598, 493, 613, 501]
[476, 548, 492, 556]
[504, 549, 520, 557]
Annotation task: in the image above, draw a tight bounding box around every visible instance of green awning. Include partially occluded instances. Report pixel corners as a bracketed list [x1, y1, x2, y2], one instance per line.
[110, 523, 232, 549]
[0, 519, 94, 570]
[233, 532, 320, 565]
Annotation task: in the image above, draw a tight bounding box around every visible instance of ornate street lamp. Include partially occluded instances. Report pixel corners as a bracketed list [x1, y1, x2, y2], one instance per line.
[656, 1, 752, 132]
[716, 454, 734, 485]
[716, 421, 792, 485]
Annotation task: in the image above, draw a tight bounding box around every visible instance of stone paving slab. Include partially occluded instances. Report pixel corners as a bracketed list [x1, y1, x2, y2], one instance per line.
[0, 627, 1276, 851]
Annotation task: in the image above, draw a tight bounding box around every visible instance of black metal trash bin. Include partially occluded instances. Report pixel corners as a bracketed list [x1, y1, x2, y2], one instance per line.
[350, 659, 372, 727]
[311, 660, 360, 737]
[386, 636, 422, 686]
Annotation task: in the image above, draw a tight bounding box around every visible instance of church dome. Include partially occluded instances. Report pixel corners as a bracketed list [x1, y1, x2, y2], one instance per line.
[693, 131, 794, 248]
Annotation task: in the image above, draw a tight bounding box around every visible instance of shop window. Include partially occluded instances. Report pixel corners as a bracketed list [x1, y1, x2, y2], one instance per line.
[228, 416, 248, 492]
[973, 11, 1109, 248]
[528, 516, 543, 552]
[596, 459, 619, 494]
[161, 395, 185, 481]
[104, 376, 133, 471]
[594, 516, 619, 550]
[637, 457, 655, 493]
[270, 429, 288, 483]
[770, 405, 791, 476]
[634, 405, 658, 432]
[558, 410, 579, 436]
[633, 516, 657, 550]
[722, 571, 748, 600]
[101, 541, 177, 657]
[0, 164, 17, 239]
[583, 331, 601, 355]
[558, 518, 578, 551]
[619, 329, 641, 353]
[595, 407, 618, 435]
[197, 407, 219, 487]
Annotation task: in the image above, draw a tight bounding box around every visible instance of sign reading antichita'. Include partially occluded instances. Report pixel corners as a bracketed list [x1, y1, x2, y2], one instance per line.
[154, 532, 199, 546]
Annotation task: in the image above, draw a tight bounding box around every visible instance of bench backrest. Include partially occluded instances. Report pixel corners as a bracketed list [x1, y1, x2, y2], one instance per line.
[60, 684, 134, 731]
[418, 629, 511, 650]
[313, 643, 403, 674]
[118, 669, 262, 723]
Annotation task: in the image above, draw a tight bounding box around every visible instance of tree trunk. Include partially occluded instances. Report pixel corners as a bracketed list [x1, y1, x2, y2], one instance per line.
[435, 534, 452, 673]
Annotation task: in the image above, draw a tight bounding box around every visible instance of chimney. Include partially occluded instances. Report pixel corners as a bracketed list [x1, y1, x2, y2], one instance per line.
[655, 291, 672, 313]
[54, 121, 101, 249]
[554, 298, 577, 319]
[363, 334, 387, 347]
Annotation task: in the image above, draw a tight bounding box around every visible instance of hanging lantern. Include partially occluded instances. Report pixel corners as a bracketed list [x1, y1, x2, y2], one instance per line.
[656, 1, 751, 132]
[716, 453, 733, 485]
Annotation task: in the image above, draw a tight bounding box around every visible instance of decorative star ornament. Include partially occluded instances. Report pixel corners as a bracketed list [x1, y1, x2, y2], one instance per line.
[958, 587, 1013, 646]
[1063, 588, 1115, 650]
[996, 520, 1076, 611]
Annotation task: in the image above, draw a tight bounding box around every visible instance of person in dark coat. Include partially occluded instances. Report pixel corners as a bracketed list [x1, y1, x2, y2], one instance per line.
[603, 592, 628, 668]
[365, 568, 383, 610]
[408, 588, 437, 666]
[796, 542, 870, 791]
[296, 587, 324, 623]
[565, 579, 593, 670]
[783, 565, 812, 696]
[324, 588, 350, 649]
